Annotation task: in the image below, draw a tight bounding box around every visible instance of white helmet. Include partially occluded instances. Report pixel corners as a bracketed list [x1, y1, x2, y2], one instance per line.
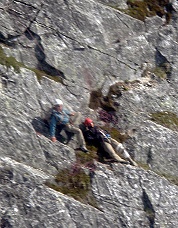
[54, 99, 63, 106]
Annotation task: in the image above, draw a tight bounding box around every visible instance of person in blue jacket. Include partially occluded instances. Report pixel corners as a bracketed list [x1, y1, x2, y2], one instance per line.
[49, 99, 88, 152]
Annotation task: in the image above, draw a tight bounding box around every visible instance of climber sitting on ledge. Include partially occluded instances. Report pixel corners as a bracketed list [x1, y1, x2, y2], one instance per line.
[49, 99, 88, 152]
[80, 118, 138, 166]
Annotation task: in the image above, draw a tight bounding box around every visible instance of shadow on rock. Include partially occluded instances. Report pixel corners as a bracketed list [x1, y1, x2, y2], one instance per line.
[31, 117, 74, 144]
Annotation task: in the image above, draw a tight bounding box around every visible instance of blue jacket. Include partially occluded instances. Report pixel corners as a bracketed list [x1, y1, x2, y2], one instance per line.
[49, 109, 71, 137]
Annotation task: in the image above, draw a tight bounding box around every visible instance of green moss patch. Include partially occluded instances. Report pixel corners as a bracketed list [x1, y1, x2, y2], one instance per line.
[31, 68, 63, 83]
[102, 126, 129, 143]
[54, 166, 90, 196]
[46, 149, 98, 207]
[135, 162, 178, 186]
[150, 111, 178, 131]
[0, 45, 63, 83]
[152, 66, 167, 79]
[150, 62, 171, 79]
[157, 172, 178, 186]
[0, 46, 24, 72]
[76, 148, 98, 164]
[137, 162, 150, 170]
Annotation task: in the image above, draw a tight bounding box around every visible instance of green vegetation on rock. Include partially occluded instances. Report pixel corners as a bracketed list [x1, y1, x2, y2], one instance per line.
[46, 150, 98, 208]
[157, 172, 178, 186]
[102, 125, 129, 143]
[150, 111, 178, 131]
[0, 46, 24, 72]
[152, 66, 167, 79]
[0, 45, 63, 83]
[150, 62, 171, 79]
[124, 0, 172, 23]
[31, 68, 63, 83]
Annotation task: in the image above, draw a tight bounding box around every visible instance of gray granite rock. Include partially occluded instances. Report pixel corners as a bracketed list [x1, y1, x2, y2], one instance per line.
[1, 0, 178, 227]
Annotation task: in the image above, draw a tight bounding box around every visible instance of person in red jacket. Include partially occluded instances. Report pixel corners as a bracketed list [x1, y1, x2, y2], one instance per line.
[81, 118, 137, 166]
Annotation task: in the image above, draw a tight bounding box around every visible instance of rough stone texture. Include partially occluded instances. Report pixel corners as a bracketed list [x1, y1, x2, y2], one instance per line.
[1, 0, 178, 227]
[1, 157, 178, 228]
[113, 79, 178, 177]
[92, 164, 178, 227]
[0, 157, 111, 228]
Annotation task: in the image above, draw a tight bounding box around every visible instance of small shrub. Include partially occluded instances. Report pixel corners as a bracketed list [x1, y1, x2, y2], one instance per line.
[89, 82, 130, 112]
[98, 109, 118, 125]
[46, 162, 98, 208]
[152, 67, 167, 79]
[89, 89, 102, 110]
[124, 0, 172, 23]
[125, 0, 148, 21]
[46, 149, 98, 207]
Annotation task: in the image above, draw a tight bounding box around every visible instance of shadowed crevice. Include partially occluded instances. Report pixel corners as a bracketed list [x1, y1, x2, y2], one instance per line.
[142, 189, 155, 228]
[155, 49, 172, 82]
[24, 28, 65, 78]
[147, 147, 153, 166]
[0, 32, 20, 47]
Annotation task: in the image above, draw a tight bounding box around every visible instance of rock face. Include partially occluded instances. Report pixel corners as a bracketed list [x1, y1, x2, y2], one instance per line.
[1, 0, 178, 227]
